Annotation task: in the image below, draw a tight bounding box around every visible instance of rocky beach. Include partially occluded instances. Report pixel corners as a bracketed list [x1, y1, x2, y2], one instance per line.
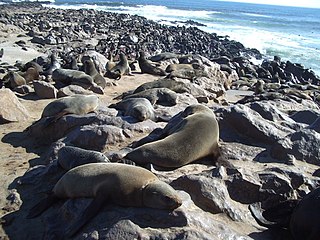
[0, 2, 320, 240]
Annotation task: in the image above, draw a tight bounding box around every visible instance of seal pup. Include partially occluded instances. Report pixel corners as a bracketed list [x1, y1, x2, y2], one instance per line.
[249, 187, 320, 240]
[41, 94, 99, 123]
[125, 104, 220, 168]
[27, 163, 182, 237]
[83, 59, 107, 89]
[110, 98, 156, 122]
[57, 146, 110, 171]
[105, 52, 132, 80]
[138, 51, 166, 76]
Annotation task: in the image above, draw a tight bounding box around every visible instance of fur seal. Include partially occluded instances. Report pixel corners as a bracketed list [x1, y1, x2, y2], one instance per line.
[110, 98, 156, 121]
[134, 78, 189, 94]
[18, 67, 40, 83]
[138, 51, 166, 76]
[254, 80, 265, 94]
[41, 94, 99, 121]
[52, 69, 103, 94]
[149, 52, 180, 62]
[57, 146, 110, 170]
[125, 104, 220, 168]
[106, 51, 116, 71]
[44, 53, 61, 76]
[27, 163, 182, 237]
[105, 52, 132, 80]
[123, 87, 177, 106]
[84, 59, 107, 89]
[165, 63, 200, 73]
[2, 71, 26, 89]
[249, 187, 320, 240]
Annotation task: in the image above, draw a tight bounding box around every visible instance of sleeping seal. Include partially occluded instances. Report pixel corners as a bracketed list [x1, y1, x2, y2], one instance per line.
[27, 163, 182, 237]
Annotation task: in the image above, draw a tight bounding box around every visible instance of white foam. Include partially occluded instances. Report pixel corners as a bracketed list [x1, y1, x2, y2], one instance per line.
[242, 13, 272, 18]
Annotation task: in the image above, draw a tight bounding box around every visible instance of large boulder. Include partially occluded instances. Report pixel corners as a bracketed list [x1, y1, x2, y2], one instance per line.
[0, 88, 30, 123]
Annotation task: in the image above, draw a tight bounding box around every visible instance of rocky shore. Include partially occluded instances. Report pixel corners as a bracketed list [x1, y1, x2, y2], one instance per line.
[0, 2, 320, 240]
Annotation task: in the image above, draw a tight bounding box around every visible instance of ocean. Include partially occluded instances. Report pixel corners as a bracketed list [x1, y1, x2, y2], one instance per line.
[3, 0, 320, 75]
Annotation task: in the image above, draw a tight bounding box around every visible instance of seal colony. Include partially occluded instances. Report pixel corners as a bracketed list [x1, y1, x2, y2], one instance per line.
[0, 3, 320, 240]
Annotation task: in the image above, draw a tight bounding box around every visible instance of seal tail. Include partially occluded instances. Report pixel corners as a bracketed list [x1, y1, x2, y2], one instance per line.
[26, 193, 58, 219]
[66, 192, 107, 237]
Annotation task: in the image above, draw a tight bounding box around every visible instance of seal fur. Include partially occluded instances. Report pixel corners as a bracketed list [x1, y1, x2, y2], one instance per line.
[125, 104, 220, 168]
[27, 163, 182, 237]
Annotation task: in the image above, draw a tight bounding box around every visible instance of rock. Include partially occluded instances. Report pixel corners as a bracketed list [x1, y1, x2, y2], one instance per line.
[172, 170, 249, 222]
[63, 124, 131, 152]
[33, 80, 58, 99]
[57, 84, 93, 97]
[290, 110, 320, 125]
[249, 101, 303, 131]
[39, 191, 250, 240]
[0, 88, 30, 123]
[216, 104, 294, 144]
[271, 128, 320, 166]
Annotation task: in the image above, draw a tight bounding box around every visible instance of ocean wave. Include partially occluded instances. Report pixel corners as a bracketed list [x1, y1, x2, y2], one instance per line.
[241, 13, 272, 18]
[12, 0, 55, 2]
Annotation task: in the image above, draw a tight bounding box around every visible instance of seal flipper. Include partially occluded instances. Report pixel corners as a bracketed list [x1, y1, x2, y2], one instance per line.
[26, 193, 58, 218]
[66, 192, 108, 237]
[249, 202, 279, 228]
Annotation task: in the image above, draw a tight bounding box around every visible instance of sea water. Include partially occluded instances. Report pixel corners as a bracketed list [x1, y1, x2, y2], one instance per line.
[3, 0, 320, 75]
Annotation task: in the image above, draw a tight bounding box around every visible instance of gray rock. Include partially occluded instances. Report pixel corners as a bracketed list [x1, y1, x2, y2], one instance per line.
[216, 104, 294, 144]
[172, 171, 248, 222]
[57, 84, 93, 97]
[63, 125, 131, 152]
[33, 80, 58, 99]
[290, 110, 320, 125]
[271, 128, 320, 166]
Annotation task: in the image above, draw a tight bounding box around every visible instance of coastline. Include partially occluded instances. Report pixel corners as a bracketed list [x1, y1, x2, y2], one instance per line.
[0, 2, 320, 240]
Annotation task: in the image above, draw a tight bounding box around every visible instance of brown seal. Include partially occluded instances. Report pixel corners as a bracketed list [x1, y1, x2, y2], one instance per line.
[105, 52, 132, 80]
[138, 51, 166, 76]
[83, 59, 107, 88]
[27, 163, 182, 237]
[125, 104, 220, 168]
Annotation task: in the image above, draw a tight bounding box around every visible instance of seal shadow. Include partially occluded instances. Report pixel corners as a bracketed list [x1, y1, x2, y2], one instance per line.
[1, 129, 49, 157]
[249, 228, 292, 240]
